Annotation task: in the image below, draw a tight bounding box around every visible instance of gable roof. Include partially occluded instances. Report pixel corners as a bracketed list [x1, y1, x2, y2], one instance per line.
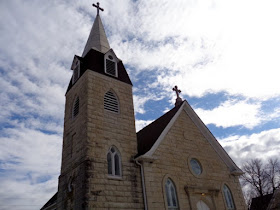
[136, 102, 183, 157]
[136, 100, 243, 175]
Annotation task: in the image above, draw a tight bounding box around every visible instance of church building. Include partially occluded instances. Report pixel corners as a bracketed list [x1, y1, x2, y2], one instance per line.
[41, 2, 246, 210]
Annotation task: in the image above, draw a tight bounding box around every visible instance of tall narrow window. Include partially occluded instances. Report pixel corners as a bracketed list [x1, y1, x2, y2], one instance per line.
[107, 146, 121, 177]
[165, 178, 179, 210]
[72, 97, 79, 118]
[223, 185, 235, 210]
[104, 91, 119, 113]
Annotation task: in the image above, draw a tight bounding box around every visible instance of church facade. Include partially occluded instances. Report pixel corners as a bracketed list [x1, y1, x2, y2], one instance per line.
[41, 3, 246, 210]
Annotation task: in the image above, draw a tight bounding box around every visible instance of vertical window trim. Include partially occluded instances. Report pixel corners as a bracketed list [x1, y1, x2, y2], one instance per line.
[107, 146, 122, 178]
[164, 178, 179, 210]
[223, 184, 235, 210]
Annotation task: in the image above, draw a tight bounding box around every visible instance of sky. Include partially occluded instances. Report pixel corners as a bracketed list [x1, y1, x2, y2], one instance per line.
[1, 0, 280, 209]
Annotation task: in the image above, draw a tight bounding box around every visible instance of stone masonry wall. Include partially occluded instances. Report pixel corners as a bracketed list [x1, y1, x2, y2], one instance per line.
[57, 71, 90, 209]
[143, 110, 246, 210]
[58, 70, 144, 209]
[85, 70, 143, 209]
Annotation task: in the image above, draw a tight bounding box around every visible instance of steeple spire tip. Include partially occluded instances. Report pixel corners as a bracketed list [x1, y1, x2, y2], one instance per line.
[92, 2, 104, 16]
[82, 2, 110, 57]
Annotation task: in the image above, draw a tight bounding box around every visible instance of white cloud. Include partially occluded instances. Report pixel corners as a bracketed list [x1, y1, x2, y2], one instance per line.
[135, 119, 154, 132]
[108, 0, 280, 101]
[219, 128, 280, 167]
[133, 90, 165, 115]
[0, 126, 62, 209]
[133, 95, 152, 114]
[195, 99, 262, 129]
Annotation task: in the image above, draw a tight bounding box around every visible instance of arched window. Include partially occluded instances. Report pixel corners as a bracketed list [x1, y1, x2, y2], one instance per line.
[107, 146, 121, 177]
[104, 91, 119, 113]
[165, 178, 179, 210]
[72, 97, 79, 118]
[223, 184, 235, 210]
[197, 200, 210, 210]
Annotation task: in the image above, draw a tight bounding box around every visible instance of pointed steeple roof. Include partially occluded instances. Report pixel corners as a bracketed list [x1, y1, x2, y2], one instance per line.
[82, 13, 110, 57]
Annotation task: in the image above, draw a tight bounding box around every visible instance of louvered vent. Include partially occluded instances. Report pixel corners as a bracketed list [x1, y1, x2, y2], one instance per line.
[73, 97, 79, 117]
[106, 59, 116, 76]
[104, 91, 119, 113]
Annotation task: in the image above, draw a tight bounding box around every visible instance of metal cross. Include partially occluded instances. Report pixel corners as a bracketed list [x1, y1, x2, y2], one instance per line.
[92, 2, 104, 15]
[172, 86, 181, 99]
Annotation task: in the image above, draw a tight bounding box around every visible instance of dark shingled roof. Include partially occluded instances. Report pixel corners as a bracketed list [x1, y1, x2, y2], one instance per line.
[66, 49, 132, 93]
[40, 192, 57, 210]
[136, 101, 183, 157]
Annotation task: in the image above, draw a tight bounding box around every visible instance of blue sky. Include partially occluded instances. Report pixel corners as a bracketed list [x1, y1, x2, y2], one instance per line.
[1, 0, 280, 209]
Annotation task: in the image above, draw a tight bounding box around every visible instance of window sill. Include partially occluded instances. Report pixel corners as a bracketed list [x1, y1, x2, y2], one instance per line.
[107, 175, 123, 180]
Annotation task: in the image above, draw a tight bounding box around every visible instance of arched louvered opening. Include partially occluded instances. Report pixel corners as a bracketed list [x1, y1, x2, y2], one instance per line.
[104, 91, 119, 113]
[72, 97, 79, 118]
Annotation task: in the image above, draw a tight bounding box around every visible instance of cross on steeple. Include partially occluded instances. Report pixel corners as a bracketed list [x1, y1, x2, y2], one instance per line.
[173, 86, 181, 98]
[173, 85, 183, 107]
[92, 2, 104, 15]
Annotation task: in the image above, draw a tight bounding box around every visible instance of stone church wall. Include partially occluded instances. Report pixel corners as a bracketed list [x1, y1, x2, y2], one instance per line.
[57, 70, 144, 209]
[85, 70, 143, 209]
[142, 111, 246, 210]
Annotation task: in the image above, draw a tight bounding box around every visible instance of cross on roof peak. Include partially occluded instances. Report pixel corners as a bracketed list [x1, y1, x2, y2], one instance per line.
[173, 86, 181, 98]
[92, 2, 104, 15]
[172, 85, 183, 107]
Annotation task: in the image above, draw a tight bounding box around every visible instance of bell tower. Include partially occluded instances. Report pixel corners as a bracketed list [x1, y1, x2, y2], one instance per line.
[57, 2, 143, 209]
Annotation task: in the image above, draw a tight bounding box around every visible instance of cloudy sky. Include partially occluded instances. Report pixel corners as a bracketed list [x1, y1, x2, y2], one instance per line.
[1, 0, 280, 209]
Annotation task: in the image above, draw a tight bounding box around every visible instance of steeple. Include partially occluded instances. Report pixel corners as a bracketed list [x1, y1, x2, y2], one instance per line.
[82, 2, 110, 57]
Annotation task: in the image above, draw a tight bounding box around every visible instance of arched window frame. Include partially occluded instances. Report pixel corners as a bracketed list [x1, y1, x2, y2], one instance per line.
[223, 184, 235, 210]
[107, 146, 122, 178]
[165, 178, 179, 210]
[104, 90, 120, 113]
[72, 96, 79, 119]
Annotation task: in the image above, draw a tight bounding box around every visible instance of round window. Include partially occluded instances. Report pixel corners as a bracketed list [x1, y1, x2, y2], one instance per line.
[190, 158, 202, 175]
[108, 55, 113, 60]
